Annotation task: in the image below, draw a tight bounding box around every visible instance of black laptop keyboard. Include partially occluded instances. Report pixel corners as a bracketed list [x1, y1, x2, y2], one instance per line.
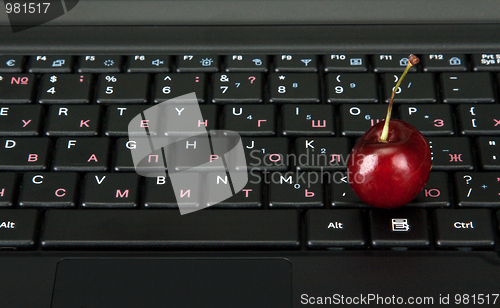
[0, 53, 500, 251]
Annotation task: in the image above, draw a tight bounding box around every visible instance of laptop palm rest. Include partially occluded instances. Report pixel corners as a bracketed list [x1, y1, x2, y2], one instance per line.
[51, 258, 291, 308]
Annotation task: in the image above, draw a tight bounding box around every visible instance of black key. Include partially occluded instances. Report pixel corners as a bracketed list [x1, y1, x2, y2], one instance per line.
[38, 74, 92, 104]
[212, 73, 263, 103]
[223, 105, 275, 136]
[323, 54, 368, 72]
[268, 73, 320, 103]
[428, 137, 473, 170]
[78, 55, 122, 73]
[373, 54, 418, 73]
[0, 173, 17, 207]
[225, 54, 268, 72]
[173, 136, 228, 171]
[0, 209, 38, 249]
[126, 55, 170, 73]
[114, 138, 167, 173]
[176, 55, 219, 72]
[53, 138, 110, 171]
[143, 174, 199, 209]
[441, 73, 495, 103]
[472, 53, 500, 71]
[406, 172, 451, 207]
[82, 173, 140, 208]
[275, 54, 317, 72]
[206, 172, 262, 208]
[331, 172, 369, 208]
[269, 172, 324, 208]
[0, 105, 43, 136]
[295, 137, 349, 171]
[165, 104, 217, 136]
[0, 74, 35, 104]
[455, 172, 500, 207]
[458, 104, 500, 135]
[326, 73, 378, 103]
[434, 209, 495, 248]
[477, 137, 500, 170]
[0, 137, 50, 171]
[306, 209, 366, 248]
[340, 104, 388, 137]
[40, 209, 300, 249]
[383, 73, 436, 103]
[154, 73, 205, 103]
[370, 208, 430, 248]
[282, 105, 334, 136]
[96, 74, 149, 104]
[28, 55, 73, 73]
[421, 54, 467, 72]
[238, 137, 289, 171]
[45, 105, 102, 136]
[18, 172, 79, 208]
[105, 105, 151, 137]
[0, 56, 24, 73]
[398, 104, 455, 136]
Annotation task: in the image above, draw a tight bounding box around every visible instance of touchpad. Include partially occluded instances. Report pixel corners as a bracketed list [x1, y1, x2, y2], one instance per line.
[51, 258, 292, 308]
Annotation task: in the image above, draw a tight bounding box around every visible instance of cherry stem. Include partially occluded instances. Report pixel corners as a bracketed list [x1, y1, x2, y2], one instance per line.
[380, 54, 420, 142]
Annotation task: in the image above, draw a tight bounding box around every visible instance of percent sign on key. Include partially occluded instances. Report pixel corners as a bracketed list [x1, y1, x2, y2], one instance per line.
[106, 76, 117, 82]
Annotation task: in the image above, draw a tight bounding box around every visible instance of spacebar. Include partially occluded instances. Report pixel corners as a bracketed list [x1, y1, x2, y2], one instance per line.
[40, 209, 300, 249]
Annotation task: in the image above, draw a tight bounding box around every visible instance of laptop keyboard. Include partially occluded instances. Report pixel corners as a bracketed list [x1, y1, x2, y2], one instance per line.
[0, 53, 499, 251]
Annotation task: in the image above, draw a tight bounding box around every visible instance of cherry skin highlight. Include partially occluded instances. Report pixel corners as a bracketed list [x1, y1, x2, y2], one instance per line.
[347, 119, 432, 209]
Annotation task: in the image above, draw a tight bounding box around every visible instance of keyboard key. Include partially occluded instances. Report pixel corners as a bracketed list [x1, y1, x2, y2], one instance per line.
[306, 209, 366, 248]
[41, 209, 300, 249]
[78, 55, 122, 73]
[81, 173, 140, 208]
[0, 105, 43, 136]
[0, 209, 38, 249]
[0, 137, 50, 171]
[373, 54, 418, 73]
[370, 208, 430, 248]
[154, 73, 205, 103]
[225, 54, 268, 72]
[441, 73, 495, 103]
[323, 54, 368, 72]
[340, 104, 388, 137]
[38, 74, 92, 104]
[176, 55, 219, 72]
[398, 104, 455, 136]
[53, 138, 110, 171]
[173, 136, 229, 171]
[269, 172, 324, 208]
[295, 137, 349, 171]
[434, 209, 495, 248]
[28, 55, 73, 73]
[45, 105, 102, 136]
[143, 174, 200, 209]
[455, 172, 500, 207]
[114, 138, 167, 173]
[326, 73, 378, 103]
[0, 173, 17, 207]
[477, 137, 500, 170]
[206, 172, 262, 208]
[96, 74, 149, 104]
[428, 137, 473, 171]
[282, 105, 335, 136]
[331, 172, 369, 208]
[268, 73, 320, 103]
[238, 137, 289, 171]
[126, 55, 170, 73]
[212, 73, 263, 103]
[0, 56, 24, 73]
[0, 74, 35, 104]
[472, 53, 500, 71]
[223, 105, 275, 136]
[406, 172, 451, 207]
[458, 104, 500, 135]
[104, 105, 152, 137]
[383, 73, 437, 103]
[421, 54, 467, 72]
[165, 104, 217, 136]
[275, 54, 317, 72]
[18, 172, 79, 208]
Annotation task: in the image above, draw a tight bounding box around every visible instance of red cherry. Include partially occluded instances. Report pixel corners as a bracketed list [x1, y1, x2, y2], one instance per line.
[347, 119, 432, 209]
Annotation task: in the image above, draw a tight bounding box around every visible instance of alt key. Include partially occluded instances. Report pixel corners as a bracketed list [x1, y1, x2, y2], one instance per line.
[0, 209, 38, 249]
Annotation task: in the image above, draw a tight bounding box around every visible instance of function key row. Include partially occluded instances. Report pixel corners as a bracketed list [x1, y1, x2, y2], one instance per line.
[1, 53, 500, 73]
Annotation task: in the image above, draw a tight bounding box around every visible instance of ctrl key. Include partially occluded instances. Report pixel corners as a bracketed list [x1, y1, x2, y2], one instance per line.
[0, 209, 38, 249]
